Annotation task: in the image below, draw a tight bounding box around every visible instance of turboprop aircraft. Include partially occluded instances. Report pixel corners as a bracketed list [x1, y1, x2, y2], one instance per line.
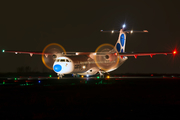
[2, 25, 177, 78]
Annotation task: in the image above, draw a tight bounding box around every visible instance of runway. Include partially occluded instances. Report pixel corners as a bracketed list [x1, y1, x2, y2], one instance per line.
[0, 75, 180, 86]
[0, 74, 180, 119]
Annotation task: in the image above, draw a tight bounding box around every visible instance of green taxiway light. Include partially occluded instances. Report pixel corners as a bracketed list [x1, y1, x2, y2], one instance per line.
[2, 49, 5, 53]
[49, 75, 52, 77]
[14, 78, 17, 80]
[97, 76, 100, 79]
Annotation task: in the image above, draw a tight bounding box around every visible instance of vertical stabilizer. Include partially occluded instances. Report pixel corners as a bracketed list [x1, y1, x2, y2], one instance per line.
[115, 29, 126, 53]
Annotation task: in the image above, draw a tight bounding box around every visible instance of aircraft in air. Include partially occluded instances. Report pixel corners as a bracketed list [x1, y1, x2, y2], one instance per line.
[2, 24, 177, 78]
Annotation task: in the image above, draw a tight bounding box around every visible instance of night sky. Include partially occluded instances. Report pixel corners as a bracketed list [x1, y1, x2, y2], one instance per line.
[0, 0, 180, 74]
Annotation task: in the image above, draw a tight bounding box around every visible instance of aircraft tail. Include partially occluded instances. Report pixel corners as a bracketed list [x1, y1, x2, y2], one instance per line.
[100, 27, 148, 54]
[115, 29, 126, 53]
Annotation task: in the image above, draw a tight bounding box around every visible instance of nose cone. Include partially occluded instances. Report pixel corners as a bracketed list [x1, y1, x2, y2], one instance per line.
[53, 64, 62, 72]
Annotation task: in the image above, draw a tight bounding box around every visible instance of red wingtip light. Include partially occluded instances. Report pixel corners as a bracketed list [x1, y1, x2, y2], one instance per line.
[173, 50, 177, 55]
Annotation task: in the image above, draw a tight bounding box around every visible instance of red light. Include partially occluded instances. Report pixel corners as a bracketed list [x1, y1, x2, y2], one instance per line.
[173, 50, 177, 55]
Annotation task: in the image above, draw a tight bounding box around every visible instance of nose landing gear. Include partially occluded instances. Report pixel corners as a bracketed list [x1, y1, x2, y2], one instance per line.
[57, 74, 64, 78]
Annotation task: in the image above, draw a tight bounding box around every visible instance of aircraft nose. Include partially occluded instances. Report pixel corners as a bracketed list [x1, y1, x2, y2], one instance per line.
[53, 64, 62, 72]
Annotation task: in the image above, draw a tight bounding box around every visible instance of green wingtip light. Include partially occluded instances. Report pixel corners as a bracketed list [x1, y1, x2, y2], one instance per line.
[2, 49, 5, 53]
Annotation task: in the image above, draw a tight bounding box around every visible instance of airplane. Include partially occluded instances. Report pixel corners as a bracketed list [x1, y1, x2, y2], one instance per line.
[2, 24, 177, 78]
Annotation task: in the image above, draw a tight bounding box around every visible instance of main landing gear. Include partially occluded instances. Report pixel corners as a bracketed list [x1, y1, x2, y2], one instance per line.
[99, 70, 104, 78]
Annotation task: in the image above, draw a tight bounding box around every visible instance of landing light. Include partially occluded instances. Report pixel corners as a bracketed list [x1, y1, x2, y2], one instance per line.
[86, 75, 89, 77]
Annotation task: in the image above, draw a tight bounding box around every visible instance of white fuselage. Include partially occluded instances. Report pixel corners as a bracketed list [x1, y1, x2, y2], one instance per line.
[53, 54, 128, 76]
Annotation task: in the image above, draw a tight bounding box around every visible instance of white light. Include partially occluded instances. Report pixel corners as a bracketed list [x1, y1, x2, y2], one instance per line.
[130, 30, 133, 33]
[86, 75, 89, 77]
[15, 52, 18, 54]
[111, 30, 114, 33]
[76, 52, 79, 55]
[82, 66, 86, 69]
[122, 24, 126, 28]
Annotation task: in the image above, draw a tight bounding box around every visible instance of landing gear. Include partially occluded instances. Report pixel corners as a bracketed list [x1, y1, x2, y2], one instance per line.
[99, 70, 104, 78]
[57, 74, 64, 78]
[73, 74, 80, 78]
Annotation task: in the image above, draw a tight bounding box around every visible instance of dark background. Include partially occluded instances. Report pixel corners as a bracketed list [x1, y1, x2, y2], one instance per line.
[0, 0, 180, 74]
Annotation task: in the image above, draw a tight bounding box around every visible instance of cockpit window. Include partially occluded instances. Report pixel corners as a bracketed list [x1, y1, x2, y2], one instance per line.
[66, 59, 69, 62]
[56, 59, 60, 62]
[60, 59, 65, 62]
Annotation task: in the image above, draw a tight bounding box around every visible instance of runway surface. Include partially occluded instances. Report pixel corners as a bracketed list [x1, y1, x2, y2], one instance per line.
[0, 75, 180, 119]
[0, 75, 179, 86]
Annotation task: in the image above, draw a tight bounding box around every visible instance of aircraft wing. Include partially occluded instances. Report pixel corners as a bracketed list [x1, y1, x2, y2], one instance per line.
[2, 50, 53, 56]
[2, 50, 176, 58]
[118, 51, 176, 58]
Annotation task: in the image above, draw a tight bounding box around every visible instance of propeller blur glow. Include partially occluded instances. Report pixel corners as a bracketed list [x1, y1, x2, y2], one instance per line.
[2, 25, 176, 78]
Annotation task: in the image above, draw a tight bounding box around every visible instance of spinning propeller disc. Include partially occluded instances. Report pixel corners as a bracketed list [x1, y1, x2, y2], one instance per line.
[95, 43, 119, 71]
[42, 43, 66, 70]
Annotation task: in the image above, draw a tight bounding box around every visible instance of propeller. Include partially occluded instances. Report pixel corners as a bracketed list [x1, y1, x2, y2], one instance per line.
[42, 43, 66, 70]
[94, 43, 119, 72]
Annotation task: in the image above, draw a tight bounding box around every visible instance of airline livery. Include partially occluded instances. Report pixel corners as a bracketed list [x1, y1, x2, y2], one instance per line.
[2, 25, 176, 78]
